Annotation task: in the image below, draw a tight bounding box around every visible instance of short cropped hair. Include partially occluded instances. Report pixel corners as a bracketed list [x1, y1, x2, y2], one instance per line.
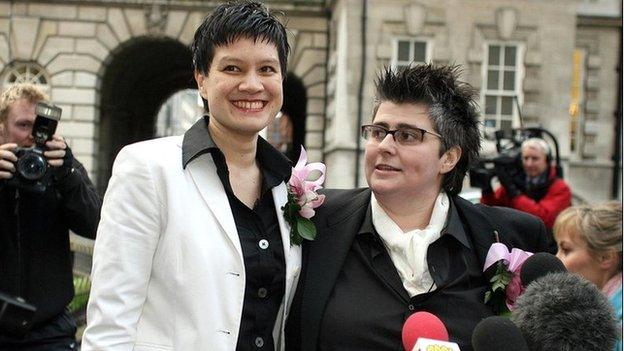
[191, 0, 289, 76]
[372, 64, 481, 196]
[554, 201, 622, 268]
[522, 138, 551, 157]
[0, 83, 49, 124]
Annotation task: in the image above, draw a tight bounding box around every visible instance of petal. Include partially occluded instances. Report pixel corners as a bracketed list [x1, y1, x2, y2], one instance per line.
[483, 242, 511, 271]
[294, 146, 308, 171]
[508, 249, 533, 272]
[310, 194, 325, 208]
[299, 205, 315, 219]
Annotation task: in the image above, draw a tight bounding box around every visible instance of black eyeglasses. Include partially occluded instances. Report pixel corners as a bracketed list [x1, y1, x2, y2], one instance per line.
[361, 124, 443, 145]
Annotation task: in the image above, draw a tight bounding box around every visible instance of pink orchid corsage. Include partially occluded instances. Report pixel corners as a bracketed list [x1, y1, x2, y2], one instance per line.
[483, 242, 533, 314]
[282, 147, 326, 246]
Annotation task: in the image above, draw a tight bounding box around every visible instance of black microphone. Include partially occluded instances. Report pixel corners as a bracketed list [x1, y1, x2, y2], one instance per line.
[519, 252, 566, 287]
[511, 272, 618, 350]
[472, 316, 529, 351]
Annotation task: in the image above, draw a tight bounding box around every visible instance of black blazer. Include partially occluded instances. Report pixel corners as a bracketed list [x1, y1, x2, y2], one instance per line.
[285, 188, 551, 351]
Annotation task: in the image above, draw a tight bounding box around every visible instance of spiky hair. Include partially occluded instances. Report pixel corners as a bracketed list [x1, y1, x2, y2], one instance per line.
[373, 64, 481, 196]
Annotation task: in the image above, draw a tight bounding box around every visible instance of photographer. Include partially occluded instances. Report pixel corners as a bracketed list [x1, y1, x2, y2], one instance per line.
[0, 83, 100, 350]
[480, 138, 571, 233]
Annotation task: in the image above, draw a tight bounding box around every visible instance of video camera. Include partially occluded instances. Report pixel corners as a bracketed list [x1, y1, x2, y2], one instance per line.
[469, 127, 562, 189]
[7, 102, 62, 193]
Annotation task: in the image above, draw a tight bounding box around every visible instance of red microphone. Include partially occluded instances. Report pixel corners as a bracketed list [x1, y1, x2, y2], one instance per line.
[401, 311, 449, 350]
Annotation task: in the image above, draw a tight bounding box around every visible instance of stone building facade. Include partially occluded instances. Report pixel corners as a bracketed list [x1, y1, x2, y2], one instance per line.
[0, 0, 620, 201]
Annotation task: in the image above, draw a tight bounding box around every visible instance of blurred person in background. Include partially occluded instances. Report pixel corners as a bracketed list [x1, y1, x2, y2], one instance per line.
[0, 83, 100, 350]
[554, 201, 622, 351]
[481, 138, 571, 244]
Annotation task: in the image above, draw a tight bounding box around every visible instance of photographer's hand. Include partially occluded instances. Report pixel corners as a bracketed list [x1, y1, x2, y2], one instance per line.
[44, 134, 67, 167]
[495, 165, 520, 198]
[45, 134, 75, 181]
[0, 143, 17, 179]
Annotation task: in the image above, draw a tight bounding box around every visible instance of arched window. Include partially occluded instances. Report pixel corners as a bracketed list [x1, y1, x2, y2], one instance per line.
[0, 61, 50, 93]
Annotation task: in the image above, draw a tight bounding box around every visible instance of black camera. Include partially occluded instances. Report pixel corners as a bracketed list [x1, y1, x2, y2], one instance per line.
[7, 102, 62, 193]
[469, 127, 562, 189]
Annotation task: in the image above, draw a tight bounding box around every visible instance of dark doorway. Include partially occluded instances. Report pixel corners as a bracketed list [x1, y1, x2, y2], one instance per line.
[97, 37, 194, 194]
[265, 72, 308, 162]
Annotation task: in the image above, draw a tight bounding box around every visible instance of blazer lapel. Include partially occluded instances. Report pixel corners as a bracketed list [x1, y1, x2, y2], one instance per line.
[452, 196, 510, 277]
[301, 189, 371, 350]
[186, 153, 242, 258]
[273, 182, 302, 306]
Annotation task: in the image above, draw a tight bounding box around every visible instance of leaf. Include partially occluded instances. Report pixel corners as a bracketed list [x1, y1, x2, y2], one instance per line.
[484, 291, 492, 303]
[296, 217, 317, 241]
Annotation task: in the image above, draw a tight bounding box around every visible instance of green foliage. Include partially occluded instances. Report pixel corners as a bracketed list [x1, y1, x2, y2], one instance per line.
[282, 190, 317, 246]
[68, 275, 91, 313]
[484, 261, 512, 315]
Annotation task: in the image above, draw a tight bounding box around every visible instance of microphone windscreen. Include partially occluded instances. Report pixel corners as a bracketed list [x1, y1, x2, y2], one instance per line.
[471, 316, 529, 351]
[511, 272, 618, 351]
[519, 252, 566, 287]
[401, 311, 449, 351]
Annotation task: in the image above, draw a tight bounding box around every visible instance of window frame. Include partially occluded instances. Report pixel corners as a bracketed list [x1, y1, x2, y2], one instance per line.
[480, 42, 525, 134]
[391, 37, 432, 69]
[0, 61, 50, 94]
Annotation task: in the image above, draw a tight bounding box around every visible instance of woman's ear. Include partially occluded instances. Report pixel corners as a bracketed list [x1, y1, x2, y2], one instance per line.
[440, 146, 462, 174]
[194, 70, 207, 99]
[598, 250, 620, 271]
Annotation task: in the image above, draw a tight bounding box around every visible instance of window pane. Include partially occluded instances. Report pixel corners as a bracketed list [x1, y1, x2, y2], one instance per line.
[484, 119, 496, 128]
[485, 95, 497, 115]
[500, 119, 512, 133]
[501, 96, 514, 115]
[488, 45, 500, 65]
[504, 46, 516, 67]
[503, 71, 515, 90]
[398, 41, 410, 61]
[413, 42, 427, 62]
[487, 70, 499, 89]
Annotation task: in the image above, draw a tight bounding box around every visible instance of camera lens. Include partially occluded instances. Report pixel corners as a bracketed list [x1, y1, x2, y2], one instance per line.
[17, 152, 47, 180]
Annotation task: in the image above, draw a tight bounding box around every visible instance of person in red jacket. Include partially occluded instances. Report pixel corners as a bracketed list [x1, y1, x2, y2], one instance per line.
[481, 137, 571, 232]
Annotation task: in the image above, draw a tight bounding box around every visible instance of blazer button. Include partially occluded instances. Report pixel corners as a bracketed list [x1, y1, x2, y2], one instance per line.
[258, 239, 269, 250]
[254, 336, 264, 347]
[258, 287, 268, 298]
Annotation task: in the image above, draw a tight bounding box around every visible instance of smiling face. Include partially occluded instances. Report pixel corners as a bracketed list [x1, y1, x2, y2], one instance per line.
[364, 101, 459, 201]
[194, 37, 283, 138]
[0, 98, 36, 147]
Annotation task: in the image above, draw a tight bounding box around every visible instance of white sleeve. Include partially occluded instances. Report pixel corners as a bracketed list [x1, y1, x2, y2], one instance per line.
[81, 145, 163, 351]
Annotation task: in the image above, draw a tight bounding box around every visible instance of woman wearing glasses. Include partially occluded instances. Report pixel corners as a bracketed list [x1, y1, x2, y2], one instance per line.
[286, 64, 551, 350]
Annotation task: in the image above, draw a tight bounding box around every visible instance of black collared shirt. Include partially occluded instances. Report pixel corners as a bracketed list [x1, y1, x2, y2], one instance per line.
[182, 116, 292, 351]
[318, 200, 492, 351]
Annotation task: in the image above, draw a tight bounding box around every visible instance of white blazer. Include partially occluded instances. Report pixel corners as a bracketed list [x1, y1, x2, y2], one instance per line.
[82, 136, 301, 351]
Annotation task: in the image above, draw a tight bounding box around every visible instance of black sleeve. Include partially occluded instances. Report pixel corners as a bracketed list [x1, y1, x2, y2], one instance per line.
[54, 155, 101, 239]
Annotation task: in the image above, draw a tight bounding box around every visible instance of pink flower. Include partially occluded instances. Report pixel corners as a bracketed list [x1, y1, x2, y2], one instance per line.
[483, 242, 533, 312]
[288, 147, 326, 219]
[505, 268, 525, 310]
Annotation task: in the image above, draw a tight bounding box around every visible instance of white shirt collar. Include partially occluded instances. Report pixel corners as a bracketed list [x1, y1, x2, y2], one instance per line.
[371, 192, 450, 297]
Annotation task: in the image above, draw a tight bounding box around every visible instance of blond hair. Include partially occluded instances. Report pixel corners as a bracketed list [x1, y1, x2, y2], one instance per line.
[0, 83, 49, 124]
[554, 201, 623, 263]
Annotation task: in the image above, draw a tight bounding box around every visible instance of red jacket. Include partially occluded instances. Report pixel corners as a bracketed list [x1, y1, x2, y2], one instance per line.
[481, 167, 571, 229]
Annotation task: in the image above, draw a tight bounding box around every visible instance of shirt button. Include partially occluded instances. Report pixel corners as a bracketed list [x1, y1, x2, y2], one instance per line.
[254, 336, 264, 348]
[258, 239, 269, 250]
[258, 287, 268, 298]
[408, 304, 415, 311]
